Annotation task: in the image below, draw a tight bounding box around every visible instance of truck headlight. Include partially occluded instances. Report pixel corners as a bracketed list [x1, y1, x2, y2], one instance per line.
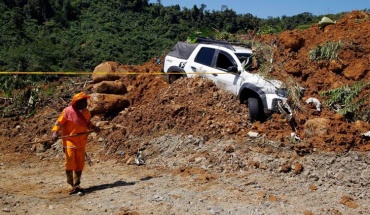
[275, 88, 289, 98]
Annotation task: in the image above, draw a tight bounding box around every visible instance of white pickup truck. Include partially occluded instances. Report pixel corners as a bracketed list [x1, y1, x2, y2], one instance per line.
[162, 38, 292, 122]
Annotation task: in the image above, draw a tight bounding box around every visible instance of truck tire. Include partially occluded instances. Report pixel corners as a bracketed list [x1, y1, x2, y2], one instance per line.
[168, 73, 185, 84]
[168, 74, 178, 84]
[248, 96, 264, 122]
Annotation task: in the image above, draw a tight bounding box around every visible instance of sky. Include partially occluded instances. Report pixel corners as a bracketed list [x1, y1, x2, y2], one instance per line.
[149, 0, 369, 18]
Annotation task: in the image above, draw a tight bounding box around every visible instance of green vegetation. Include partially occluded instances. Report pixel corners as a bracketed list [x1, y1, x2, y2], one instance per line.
[0, 74, 52, 96]
[256, 25, 282, 35]
[0, 1, 351, 73]
[309, 41, 343, 61]
[296, 23, 313, 31]
[319, 82, 370, 122]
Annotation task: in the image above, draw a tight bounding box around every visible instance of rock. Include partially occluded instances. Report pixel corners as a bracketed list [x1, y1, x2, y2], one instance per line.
[95, 121, 110, 127]
[88, 93, 130, 114]
[92, 80, 128, 94]
[32, 143, 46, 153]
[279, 163, 291, 173]
[194, 157, 205, 163]
[303, 118, 330, 138]
[91, 61, 125, 83]
[2, 208, 10, 212]
[360, 168, 370, 180]
[343, 62, 368, 80]
[334, 171, 345, 180]
[340, 195, 359, 209]
[292, 163, 304, 174]
[224, 145, 234, 153]
[247, 131, 259, 138]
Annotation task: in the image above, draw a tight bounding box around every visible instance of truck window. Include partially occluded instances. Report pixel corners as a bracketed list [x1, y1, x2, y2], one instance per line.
[236, 53, 252, 69]
[195, 47, 215, 67]
[216, 51, 235, 71]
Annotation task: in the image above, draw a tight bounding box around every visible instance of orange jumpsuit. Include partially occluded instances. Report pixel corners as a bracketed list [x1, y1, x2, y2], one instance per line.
[52, 106, 93, 171]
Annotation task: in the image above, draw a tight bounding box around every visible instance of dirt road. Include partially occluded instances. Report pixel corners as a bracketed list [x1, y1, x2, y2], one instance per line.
[1, 135, 369, 215]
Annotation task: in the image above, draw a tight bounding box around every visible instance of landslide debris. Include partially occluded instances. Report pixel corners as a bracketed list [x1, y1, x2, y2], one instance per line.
[0, 11, 369, 159]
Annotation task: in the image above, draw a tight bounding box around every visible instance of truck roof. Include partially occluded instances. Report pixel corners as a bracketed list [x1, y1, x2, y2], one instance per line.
[167, 39, 253, 60]
[167, 41, 199, 60]
[233, 46, 253, 54]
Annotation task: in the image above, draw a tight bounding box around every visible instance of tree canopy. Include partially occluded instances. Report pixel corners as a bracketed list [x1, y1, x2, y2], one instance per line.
[0, 0, 356, 72]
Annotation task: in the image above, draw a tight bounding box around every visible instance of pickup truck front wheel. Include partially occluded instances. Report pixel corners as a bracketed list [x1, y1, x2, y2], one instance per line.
[248, 96, 265, 122]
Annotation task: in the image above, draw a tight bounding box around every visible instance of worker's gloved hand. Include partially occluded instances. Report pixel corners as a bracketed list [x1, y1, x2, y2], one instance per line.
[92, 125, 101, 133]
[51, 131, 58, 142]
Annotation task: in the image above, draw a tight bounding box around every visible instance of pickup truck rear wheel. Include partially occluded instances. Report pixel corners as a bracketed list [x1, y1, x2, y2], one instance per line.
[168, 74, 177, 84]
[248, 96, 264, 123]
[169, 74, 182, 84]
[168, 73, 185, 84]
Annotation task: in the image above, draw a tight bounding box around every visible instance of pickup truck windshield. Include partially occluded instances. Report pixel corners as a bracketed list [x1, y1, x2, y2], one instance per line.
[236, 53, 252, 68]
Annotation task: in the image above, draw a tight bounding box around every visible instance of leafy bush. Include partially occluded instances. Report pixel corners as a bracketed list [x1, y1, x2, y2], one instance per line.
[256, 25, 280, 35]
[309, 41, 343, 61]
[296, 23, 313, 30]
[319, 82, 370, 122]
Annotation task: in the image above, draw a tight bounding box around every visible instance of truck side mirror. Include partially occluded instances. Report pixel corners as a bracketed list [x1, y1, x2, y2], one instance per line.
[227, 66, 239, 74]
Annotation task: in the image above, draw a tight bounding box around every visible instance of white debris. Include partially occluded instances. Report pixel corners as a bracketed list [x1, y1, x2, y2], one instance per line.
[135, 150, 145, 165]
[290, 132, 301, 141]
[306, 97, 322, 111]
[362, 131, 370, 137]
[318, 17, 336, 28]
[248, 131, 260, 138]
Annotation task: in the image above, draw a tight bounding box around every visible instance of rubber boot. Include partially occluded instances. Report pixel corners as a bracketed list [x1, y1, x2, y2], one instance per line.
[66, 170, 76, 195]
[66, 170, 74, 187]
[74, 171, 82, 187]
[74, 171, 85, 195]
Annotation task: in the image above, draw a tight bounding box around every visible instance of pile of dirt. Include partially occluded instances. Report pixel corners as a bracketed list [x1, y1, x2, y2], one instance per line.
[255, 10, 370, 151]
[94, 11, 370, 157]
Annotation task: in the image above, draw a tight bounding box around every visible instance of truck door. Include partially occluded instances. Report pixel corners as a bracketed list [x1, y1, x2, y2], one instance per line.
[205, 50, 243, 95]
[188, 47, 216, 78]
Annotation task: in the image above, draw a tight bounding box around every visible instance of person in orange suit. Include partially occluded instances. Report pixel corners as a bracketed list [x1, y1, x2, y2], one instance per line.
[51, 92, 100, 195]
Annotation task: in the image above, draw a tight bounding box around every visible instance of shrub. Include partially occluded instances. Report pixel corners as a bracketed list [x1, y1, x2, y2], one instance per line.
[309, 41, 343, 61]
[319, 82, 370, 122]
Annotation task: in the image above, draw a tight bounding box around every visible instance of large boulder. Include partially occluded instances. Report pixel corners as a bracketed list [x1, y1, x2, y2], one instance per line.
[91, 61, 126, 83]
[303, 118, 330, 138]
[88, 93, 130, 114]
[343, 61, 368, 80]
[92, 80, 128, 94]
